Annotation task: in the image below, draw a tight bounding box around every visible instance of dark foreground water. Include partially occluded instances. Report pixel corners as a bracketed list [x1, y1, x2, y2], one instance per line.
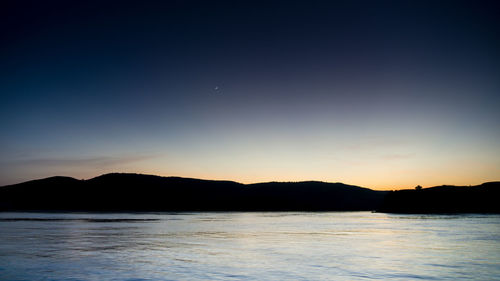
[0, 212, 499, 281]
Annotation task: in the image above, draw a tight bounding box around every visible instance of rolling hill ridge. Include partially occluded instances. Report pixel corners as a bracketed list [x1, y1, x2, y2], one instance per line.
[1, 173, 498, 213]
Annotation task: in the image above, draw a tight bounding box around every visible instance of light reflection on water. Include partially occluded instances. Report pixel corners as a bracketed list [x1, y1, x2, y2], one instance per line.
[0, 212, 499, 280]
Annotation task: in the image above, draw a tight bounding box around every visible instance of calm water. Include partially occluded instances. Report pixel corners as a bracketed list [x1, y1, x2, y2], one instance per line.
[0, 212, 499, 281]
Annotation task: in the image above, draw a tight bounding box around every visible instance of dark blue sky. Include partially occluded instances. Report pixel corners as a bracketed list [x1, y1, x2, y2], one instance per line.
[1, 0, 499, 188]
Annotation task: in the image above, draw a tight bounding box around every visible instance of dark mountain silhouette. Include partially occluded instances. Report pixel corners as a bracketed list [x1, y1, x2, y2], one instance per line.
[378, 182, 500, 213]
[0, 173, 498, 213]
[0, 173, 385, 212]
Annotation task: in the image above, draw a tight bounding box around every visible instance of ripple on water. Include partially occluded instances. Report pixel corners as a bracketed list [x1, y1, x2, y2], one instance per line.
[0, 212, 499, 281]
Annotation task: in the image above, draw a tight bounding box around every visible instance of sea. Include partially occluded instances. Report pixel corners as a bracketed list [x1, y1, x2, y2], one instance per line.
[0, 212, 499, 280]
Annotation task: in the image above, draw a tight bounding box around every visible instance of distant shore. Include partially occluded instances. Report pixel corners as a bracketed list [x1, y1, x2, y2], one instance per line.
[1, 173, 498, 213]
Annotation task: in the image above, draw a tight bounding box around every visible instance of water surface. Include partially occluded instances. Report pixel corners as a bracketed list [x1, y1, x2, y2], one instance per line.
[0, 212, 499, 280]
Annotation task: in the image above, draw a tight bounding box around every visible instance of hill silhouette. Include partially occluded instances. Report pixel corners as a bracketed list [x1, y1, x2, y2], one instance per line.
[0, 174, 498, 213]
[378, 182, 500, 213]
[0, 173, 385, 211]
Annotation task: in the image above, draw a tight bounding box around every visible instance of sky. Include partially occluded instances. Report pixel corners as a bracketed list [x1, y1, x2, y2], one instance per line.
[1, 0, 499, 189]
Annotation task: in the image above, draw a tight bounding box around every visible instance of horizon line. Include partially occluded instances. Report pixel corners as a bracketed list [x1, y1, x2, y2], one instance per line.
[3, 172, 499, 192]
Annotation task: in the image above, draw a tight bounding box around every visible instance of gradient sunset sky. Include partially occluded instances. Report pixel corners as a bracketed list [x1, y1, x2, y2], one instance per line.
[1, 0, 499, 189]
